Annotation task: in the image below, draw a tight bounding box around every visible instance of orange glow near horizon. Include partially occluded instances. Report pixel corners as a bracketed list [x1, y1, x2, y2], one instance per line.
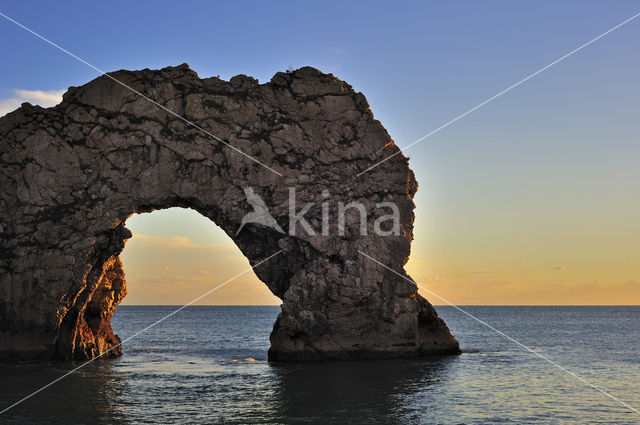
[120, 208, 639, 306]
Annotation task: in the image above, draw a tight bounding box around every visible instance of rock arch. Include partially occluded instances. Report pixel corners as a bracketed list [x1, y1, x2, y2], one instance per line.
[0, 65, 459, 361]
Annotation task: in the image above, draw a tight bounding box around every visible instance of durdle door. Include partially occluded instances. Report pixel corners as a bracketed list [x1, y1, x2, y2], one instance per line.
[0, 65, 459, 361]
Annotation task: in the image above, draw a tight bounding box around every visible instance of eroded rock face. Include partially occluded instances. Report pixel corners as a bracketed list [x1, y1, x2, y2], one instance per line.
[0, 65, 459, 361]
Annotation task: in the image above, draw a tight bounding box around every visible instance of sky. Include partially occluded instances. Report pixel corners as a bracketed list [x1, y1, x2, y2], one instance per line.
[1, 1, 639, 305]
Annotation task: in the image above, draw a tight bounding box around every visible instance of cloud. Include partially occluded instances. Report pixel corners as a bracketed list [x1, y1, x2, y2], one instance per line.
[0, 89, 64, 117]
[313, 64, 343, 74]
[119, 233, 282, 305]
[128, 233, 228, 249]
[553, 266, 566, 271]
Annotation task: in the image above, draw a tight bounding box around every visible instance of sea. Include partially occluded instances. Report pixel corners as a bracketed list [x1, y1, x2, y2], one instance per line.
[1, 306, 639, 424]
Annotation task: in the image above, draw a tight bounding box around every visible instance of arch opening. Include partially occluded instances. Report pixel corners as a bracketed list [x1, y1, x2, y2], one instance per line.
[56, 205, 286, 360]
[120, 207, 281, 306]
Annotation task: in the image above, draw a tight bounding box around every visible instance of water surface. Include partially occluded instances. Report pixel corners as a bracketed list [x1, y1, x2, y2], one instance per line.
[1, 306, 639, 424]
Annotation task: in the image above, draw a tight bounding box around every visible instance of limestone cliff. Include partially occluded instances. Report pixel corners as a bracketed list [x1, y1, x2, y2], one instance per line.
[0, 65, 459, 361]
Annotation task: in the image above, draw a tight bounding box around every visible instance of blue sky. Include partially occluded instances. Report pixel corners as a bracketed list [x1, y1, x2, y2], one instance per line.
[1, 1, 639, 304]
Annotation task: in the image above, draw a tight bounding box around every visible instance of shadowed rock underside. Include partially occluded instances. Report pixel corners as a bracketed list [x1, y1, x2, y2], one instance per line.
[0, 65, 459, 361]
